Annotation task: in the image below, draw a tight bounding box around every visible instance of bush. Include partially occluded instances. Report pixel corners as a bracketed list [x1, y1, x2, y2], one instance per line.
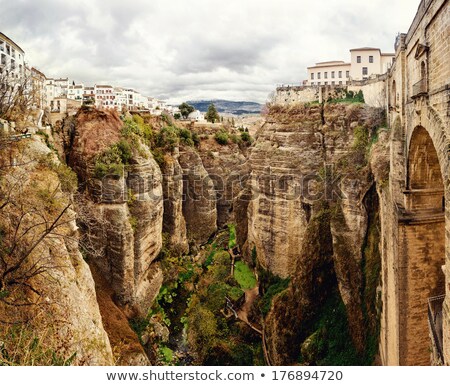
[259, 276, 290, 315]
[151, 148, 166, 168]
[240, 131, 251, 142]
[192, 132, 200, 147]
[155, 126, 179, 150]
[116, 140, 132, 163]
[214, 130, 229, 145]
[230, 134, 242, 144]
[178, 128, 194, 146]
[93, 140, 132, 178]
[122, 117, 153, 144]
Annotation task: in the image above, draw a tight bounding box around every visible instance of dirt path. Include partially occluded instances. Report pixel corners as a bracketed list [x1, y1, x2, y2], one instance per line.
[237, 286, 262, 334]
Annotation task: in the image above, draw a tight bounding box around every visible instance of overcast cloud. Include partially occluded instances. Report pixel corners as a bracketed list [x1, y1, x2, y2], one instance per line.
[0, 0, 419, 104]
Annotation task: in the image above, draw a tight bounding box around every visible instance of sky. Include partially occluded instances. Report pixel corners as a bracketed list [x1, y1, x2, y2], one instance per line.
[0, 0, 420, 104]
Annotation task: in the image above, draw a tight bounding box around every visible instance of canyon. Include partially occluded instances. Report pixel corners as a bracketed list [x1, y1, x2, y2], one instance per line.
[0, 0, 448, 367]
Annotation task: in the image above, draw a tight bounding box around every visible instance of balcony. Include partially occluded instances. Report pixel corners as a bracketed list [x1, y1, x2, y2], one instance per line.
[412, 78, 428, 98]
[428, 294, 445, 365]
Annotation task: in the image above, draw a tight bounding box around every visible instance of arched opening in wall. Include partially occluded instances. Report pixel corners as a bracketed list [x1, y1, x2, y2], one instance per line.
[400, 126, 445, 365]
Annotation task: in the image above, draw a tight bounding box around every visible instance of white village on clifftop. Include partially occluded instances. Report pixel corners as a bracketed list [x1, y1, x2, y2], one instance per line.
[1, 31, 180, 119]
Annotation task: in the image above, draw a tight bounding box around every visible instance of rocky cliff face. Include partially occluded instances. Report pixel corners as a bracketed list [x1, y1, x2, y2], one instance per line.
[0, 138, 113, 365]
[196, 136, 249, 228]
[178, 146, 218, 244]
[62, 108, 163, 317]
[161, 149, 188, 252]
[248, 103, 385, 364]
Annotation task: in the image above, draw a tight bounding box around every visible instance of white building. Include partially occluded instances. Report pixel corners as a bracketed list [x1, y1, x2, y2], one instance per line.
[188, 110, 205, 122]
[30, 67, 47, 109]
[112, 87, 127, 110]
[94, 84, 115, 108]
[67, 84, 84, 100]
[0, 32, 25, 78]
[307, 61, 351, 87]
[45, 77, 70, 109]
[349, 47, 394, 81]
[306, 47, 394, 86]
[83, 86, 95, 103]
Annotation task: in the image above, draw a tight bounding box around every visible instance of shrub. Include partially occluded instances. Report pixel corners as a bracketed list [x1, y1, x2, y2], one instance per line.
[240, 131, 251, 143]
[178, 128, 194, 146]
[93, 141, 132, 178]
[122, 117, 153, 145]
[155, 126, 179, 150]
[230, 134, 241, 144]
[214, 130, 229, 145]
[259, 277, 290, 315]
[192, 132, 200, 147]
[151, 148, 166, 168]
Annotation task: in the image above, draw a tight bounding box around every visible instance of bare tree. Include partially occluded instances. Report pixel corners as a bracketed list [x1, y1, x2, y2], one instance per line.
[0, 63, 36, 124]
[0, 146, 78, 324]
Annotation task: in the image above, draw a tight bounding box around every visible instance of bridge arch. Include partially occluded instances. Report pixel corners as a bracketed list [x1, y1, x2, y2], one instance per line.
[399, 124, 446, 365]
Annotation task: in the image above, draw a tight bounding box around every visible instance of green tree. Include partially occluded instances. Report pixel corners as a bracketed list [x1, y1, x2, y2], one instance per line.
[178, 102, 195, 119]
[205, 103, 220, 123]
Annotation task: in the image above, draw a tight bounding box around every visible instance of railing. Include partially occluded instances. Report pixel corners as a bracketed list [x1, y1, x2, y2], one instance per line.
[428, 294, 445, 365]
[412, 78, 427, 98]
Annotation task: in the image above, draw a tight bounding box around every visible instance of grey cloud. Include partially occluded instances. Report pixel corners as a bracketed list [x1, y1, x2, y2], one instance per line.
[0, 0, 420, 103]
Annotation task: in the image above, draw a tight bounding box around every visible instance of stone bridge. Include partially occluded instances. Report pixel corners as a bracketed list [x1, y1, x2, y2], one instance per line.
[380, 0, 449, 365]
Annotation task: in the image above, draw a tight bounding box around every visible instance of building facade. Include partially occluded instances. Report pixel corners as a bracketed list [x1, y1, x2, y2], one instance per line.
[0, 32, 25, 78]
[68, 84, 84, 100]
[306, 47, 394, 86]
[307, 60, 350, 86]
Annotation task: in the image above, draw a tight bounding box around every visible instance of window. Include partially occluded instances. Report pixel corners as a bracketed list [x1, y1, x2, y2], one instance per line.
[339, 81, 342, 85]
[331, 71, 335, 78]
[331, 81, 335, 85]
[317, 72, 321, 79]
[311, 82, 315, 85]
[357, 56, 361, 63]
[362, 67, 368, 75]
[324, 72, 328, 79]
[369, 55, 374, 63]
[338, 71, 342, 78]
[324, 81, 328, 85]
[346, 70, 350, 78]
[311, 73, 314, 80]
[317, 82, 321, 85]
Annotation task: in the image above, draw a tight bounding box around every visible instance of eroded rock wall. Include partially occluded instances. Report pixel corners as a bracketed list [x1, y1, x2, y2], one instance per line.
[179, 146, 218, 244]
[0, 138, 113, 365]
[251, 103, 385, 364]
[64, 108, 163, 316]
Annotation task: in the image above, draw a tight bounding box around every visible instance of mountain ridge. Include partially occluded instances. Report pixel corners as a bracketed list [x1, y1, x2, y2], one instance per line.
[187, 99, 262, 115]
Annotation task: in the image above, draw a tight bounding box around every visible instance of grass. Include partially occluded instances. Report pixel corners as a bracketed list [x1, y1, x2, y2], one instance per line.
[159, 345, 174, 364]
[203, 242, 218, 267]
[228, 223, 236, 249]
[233, 261, 257, 290]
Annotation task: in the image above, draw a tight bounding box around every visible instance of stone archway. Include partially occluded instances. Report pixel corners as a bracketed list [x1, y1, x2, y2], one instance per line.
[398, 125, 446, 365]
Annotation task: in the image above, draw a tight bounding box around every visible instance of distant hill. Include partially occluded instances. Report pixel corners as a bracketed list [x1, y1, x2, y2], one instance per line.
[187, 99, 262, 115]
